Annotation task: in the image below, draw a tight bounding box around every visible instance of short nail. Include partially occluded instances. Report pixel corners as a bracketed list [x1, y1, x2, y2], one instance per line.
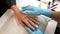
[35, 25, 38, 28]
[36, 22, 40, 26]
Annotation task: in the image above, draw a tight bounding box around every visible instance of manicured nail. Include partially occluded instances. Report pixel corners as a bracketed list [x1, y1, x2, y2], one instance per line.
[35, 25, 38, 28]
[36, 22, 40, 26]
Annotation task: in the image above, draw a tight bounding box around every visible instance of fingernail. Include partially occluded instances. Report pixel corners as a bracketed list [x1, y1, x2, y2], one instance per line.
[35, 25, 38, 28]
[36, 22, 40, 26]
[37, 22, 40, 25]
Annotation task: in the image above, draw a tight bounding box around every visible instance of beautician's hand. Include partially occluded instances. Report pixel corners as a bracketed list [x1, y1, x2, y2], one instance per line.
[22, 5, 52, 17]
[25, 27, 43, 34]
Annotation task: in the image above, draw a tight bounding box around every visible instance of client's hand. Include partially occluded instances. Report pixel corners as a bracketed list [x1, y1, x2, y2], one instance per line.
[25, 27, 43, 34]
[11, 5, 39, 30]
[17, 13, 38, 29]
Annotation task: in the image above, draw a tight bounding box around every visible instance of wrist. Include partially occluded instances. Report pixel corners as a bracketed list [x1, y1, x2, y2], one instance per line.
[50, 11, 57, 18]
[11, 5, 22, 13]
[11, 5, 23, 17]
[11, 5, 20, 12]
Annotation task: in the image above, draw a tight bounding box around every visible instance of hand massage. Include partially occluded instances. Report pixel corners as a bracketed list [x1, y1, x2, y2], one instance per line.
[0, 0, 60, 34]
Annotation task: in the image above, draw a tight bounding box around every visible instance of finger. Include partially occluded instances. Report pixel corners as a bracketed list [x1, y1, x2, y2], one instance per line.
[28, 15, 40, 25]
[28, 15, 40, 23]
[29, 17, 38, 23]
[28, 18, 40, 25]
[17, 18, 26, 27]
[26, 17, 38, 28]
[28, 15, 38, 21]
[28, 17, 39, 24]
[23, 18, 34, 29]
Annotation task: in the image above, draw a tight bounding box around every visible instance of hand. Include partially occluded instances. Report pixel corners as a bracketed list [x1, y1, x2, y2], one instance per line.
[22, 5, 52, 17]
[25, 27, 43, 34]
[11, 5, 39, 29]
[22, 5, 42, 15]
[17, 13, 39, 29]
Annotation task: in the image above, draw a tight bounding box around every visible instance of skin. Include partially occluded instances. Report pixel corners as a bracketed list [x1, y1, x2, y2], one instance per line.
[11, 4, 60, 28]
[51, 11, 60, 27]
[11, 5, 38, 29]
[21, 4, 60, 28]
[49, 4, 60, 27]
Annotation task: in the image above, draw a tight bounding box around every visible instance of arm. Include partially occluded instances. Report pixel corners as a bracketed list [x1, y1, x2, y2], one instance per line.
[5, 0, 38, 29]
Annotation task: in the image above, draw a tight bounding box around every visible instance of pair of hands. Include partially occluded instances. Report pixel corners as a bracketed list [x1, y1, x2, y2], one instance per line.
[17, 13, 43, 34]
[19, 5, 57, 34]
[11, 5, 42, 34]
[15, 4, 60, 34]
[18, 13, 43, 34]
[18, 4, 58, 29]
[16, 9, 43, 34]
[21, 5, 60, 34]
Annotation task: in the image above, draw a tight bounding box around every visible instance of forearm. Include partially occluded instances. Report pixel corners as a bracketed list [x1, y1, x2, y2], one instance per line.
[11, 5, 22, 17]
[39, 8, 52, 17]
[50, 11, 58, 20]
[5, 0, 23, 17]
